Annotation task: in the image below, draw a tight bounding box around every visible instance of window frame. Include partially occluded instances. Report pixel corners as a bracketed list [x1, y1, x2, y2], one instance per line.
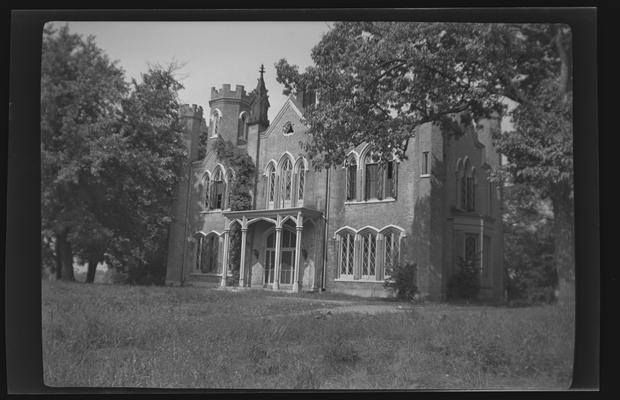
[361, 149, 398, 202]
[337, 231, 355, 279]
[210, 166, 226, 210]
[210, 109, 222, 138]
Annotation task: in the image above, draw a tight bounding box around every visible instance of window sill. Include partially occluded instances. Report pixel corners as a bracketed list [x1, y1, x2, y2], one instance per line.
[344, 198, 396, 205]
[420, 174, 431, 178]
[334, 278, 384, 283]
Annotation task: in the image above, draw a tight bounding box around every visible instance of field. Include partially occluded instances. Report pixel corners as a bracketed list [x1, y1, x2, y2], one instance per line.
[42, 280, 574, 389]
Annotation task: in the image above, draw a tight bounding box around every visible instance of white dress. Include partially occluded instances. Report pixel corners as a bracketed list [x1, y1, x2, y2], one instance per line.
[251, 262, 264, 287]
[301, 259, 315, 289]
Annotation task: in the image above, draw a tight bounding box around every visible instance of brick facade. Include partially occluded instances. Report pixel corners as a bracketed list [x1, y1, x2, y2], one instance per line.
[166, 75, 504, 301]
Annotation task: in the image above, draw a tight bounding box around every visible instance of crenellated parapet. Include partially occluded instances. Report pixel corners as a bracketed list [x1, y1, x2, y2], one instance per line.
[210, 84, 253, 104]
[179, 103, 204, 119]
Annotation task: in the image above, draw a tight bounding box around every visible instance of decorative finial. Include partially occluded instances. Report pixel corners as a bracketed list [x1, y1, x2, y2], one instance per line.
[259, 64, 265, 77]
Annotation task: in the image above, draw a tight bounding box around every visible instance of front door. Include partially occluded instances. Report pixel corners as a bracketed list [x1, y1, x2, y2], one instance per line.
[264, 229, 297, 286]
[280, 249, 295, 285]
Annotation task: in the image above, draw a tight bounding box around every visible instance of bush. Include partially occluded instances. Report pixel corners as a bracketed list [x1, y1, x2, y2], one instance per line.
[384, 262, 418, 301]
[448, 256, 480, 301]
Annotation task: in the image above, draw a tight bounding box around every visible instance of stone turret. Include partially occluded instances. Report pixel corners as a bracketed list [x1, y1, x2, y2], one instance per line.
[208, 84, 252, 146]
[178, 104, 204, 161]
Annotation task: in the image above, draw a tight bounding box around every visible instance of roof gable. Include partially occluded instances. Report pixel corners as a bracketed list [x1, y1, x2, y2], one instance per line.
[260, 95, 306, 139]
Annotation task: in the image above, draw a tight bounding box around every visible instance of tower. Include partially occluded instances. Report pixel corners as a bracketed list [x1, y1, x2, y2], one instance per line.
[207, 84, 253, 146]
[166, 104, 204, 285]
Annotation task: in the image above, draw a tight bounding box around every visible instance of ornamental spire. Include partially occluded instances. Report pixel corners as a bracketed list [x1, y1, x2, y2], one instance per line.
[250, 64, 270, 127]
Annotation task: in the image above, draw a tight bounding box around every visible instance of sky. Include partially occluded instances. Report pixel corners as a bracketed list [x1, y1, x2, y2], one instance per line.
[60, 21, 332, 122]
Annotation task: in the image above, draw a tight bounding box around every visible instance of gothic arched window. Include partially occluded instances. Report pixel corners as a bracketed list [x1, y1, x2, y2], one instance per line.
[337, 230, 355, 279]
[202, 173, 210, 209]
[210, 109, 222, 137]
[345, 154, 357, 201]
[196, 233, 219, 274]
[210, 166, 226, 210]
[363, 150, 398, 201]
[383, 230, 401, 278]
[280, 157, 293, 207]
[265, 162, 276, 208]
[360, 230, 378, 279]
[295, 157, 306, 206]
[238, 112, 249, 142]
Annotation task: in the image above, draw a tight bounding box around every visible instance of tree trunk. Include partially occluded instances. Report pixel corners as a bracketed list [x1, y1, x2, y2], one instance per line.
[58, 231, 75, 282]
[86, 257, 99, 284]
[54, 236, 62, 280]
[550, 182, 575, 304]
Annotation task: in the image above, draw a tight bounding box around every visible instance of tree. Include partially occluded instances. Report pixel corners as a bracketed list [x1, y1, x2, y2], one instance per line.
[100, 64, 187, 285]
[275, 22, 573, 300]
[503, 184, 557, 305]
[41, 24, 127, 281]
[41, 24, 187, 284]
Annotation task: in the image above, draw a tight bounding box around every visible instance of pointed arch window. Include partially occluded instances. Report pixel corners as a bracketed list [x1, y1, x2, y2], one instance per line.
[280, 157, 293, 207]
[238, 112, 249, 143]
[345, 154, 357, 201]
[202, 173, 210, 209]
[360, 231, 377, 279]
[210, 167, 226, 210]
[383, 230, 401, 279]
[337, 231, 355, 278]
[210, 109, 222, 138]
[295, 157, 307, 206]
[457, 160, 476, 212]
[266, 163, 276, 209]
[363, 150, 398, 201]
[196, 233, 219, 274]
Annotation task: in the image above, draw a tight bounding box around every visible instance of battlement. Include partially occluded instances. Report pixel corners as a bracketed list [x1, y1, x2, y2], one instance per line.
[179, 104, 204, 119]
[210, 84, 253, 103]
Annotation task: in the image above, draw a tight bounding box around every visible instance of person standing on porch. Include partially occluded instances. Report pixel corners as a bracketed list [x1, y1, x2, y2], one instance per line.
[250, 249, 264, 288]
[301, 249, 314, 290]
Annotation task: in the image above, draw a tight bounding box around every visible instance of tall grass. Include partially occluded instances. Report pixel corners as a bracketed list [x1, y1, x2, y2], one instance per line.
[42, 281, 574, 389]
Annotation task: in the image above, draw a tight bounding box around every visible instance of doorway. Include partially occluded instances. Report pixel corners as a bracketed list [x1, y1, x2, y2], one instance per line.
[264, 228, 296, 286]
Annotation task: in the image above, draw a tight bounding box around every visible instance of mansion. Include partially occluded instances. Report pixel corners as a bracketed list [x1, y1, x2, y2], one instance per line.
[165, 68, 504, 300]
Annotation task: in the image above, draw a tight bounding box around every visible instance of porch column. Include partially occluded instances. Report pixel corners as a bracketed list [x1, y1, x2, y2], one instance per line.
[293, 213, 303, 292]
[239, 226, 248, 287]
[273, 225, 282, 290]
[220, 227, 230, 287]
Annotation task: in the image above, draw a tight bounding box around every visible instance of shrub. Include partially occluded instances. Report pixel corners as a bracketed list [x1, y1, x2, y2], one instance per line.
[448, 256, 480, 301]
[384, 262, 418, 301]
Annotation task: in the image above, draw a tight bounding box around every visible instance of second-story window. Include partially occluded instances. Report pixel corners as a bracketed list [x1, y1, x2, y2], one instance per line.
[345, 155, 357, 201]
[280, 157, 293, 207]
[210, 167, 226, 210]
[266, 162, 276, 208]
[296, 160, 305, 205]
[457, 159, 476, 212]
[363, 151, 398, 201]
[238, 112, 249, 142]
[422, 151, 430, 175]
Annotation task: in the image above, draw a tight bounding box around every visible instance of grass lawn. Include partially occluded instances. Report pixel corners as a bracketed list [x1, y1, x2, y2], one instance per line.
[42, 280, 574, 389]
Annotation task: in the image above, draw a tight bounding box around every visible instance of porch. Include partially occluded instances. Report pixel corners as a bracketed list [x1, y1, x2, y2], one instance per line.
[220, 207, 324, 292]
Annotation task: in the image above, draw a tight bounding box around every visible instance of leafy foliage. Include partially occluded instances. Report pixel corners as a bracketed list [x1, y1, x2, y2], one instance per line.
[276, 22, 574, 299]
[383, 262, 418, 301]
[41, 24, 187, 284]
[41, 24, 128, 280]
[503, 185, 558, 305]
